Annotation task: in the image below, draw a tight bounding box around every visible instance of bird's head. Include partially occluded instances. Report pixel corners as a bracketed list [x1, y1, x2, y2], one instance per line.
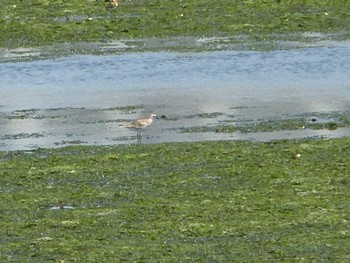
[150, 113, 157, 120]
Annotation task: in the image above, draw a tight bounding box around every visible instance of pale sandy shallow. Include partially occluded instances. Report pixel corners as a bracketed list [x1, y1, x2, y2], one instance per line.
[1, 40, 350, 151]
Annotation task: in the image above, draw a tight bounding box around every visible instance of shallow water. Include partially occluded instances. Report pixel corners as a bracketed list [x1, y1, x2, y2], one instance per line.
[1, 40, 350, 151]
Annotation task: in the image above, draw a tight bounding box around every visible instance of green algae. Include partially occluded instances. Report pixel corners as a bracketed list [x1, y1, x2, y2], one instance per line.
[98, 105, 144, 112]
[1, 138, 350, 261]
[178, 111, 350, 134]
[1, 133, 45, 140]
[1, 0, 350, 49]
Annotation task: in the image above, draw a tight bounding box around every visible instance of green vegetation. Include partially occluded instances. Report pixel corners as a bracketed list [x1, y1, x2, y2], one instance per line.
[1, 138, 350, 261]
[178, 111, 350, 133]
[1, 0, 350, 49]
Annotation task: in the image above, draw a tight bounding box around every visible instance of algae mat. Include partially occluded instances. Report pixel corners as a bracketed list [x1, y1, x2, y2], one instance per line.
[1, 0, 350, 49]
[1, 138, 349, 261]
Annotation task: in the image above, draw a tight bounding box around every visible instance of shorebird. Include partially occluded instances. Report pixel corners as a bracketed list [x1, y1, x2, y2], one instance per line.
[120, 113, 157, 143]
[106, 0, 118, 11]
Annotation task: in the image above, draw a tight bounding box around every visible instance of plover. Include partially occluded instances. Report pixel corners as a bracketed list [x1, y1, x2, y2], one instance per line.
[120, 113, 157, 142]
[106, 0, 118, 11]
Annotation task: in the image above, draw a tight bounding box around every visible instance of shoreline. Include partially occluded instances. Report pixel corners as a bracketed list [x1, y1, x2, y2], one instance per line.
[1, 0, 350, 50]
[1, 107, 350, 152]
[1, 34, 349, 63]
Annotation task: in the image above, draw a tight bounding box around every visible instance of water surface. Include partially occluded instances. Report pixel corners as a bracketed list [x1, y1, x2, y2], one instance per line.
[1, 40, 350, 150]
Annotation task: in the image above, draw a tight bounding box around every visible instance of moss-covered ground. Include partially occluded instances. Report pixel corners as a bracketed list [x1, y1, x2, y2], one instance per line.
[173, 111, 350, 134]
[1, 0, 350, 49]
[1, 138, 350, 261]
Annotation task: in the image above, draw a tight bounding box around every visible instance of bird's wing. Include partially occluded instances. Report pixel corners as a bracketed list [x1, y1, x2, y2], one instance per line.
[125, 119, 144, 128]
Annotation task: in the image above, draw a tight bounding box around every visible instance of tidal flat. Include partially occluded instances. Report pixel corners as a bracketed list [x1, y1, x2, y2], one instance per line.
[1, 0, 350, 261]
[1, 138, 350, 261]
[1, 0, 350, 51]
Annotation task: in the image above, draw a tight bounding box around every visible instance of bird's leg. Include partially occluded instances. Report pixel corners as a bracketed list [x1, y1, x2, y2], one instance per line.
[137, 131, 142, 144]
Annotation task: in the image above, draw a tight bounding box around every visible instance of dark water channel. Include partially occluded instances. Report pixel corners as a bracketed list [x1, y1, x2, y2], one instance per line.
[1, 40, 350, 151]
